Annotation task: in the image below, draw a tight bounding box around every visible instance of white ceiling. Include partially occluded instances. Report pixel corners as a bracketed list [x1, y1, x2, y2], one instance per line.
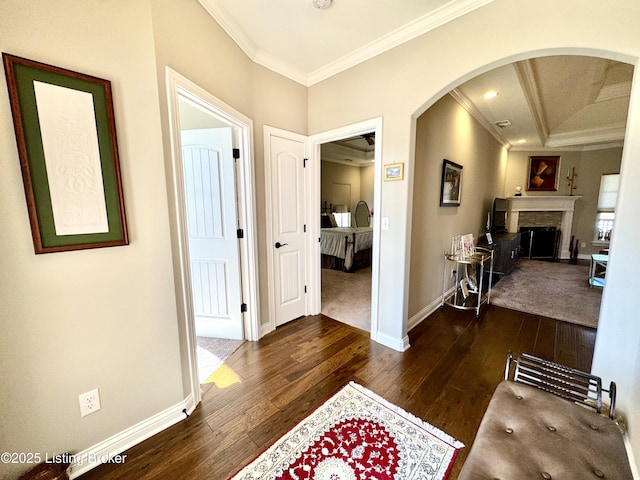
[197, 1, 633, 153]
[197, 0, 494, 86]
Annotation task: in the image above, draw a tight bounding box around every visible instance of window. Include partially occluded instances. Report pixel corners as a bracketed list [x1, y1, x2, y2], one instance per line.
[594, 173, 620, 243]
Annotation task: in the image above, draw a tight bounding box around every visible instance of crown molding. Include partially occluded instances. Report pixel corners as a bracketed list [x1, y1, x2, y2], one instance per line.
[449, 89, 512, 149]
[200, 0, 494, 87]
[253, 50, 309, 86]
[509, 141, 624, 152]
[545, 125, 626, 148]
[198, 0, 258, 59]
[451, 87, 626, 153]
[307, 0, 494, 86]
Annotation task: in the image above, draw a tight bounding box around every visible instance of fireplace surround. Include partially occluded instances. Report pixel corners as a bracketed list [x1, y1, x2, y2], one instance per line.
[506, 196, 580, 259]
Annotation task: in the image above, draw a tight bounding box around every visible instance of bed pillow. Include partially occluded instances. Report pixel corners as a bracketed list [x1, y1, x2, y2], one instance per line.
[321, 214, 333, 228]
[329, 213, 338, 227]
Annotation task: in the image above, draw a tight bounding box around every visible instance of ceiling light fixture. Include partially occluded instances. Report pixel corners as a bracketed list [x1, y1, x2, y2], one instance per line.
[312, 0, 332, 9]
[517, 139, 527, 144]
[484, 91, 498, 100]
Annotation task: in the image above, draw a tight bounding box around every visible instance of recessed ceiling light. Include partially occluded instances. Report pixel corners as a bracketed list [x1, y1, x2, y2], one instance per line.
[517, 139, 527, 144]
[484, 91, 498, 100]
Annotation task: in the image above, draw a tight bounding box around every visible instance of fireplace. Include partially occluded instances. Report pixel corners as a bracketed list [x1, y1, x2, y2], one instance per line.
[506, 196, 580, 259]
[519, 226, 561, 260]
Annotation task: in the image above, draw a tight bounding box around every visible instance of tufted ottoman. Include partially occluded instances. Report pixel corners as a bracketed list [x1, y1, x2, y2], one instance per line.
[458, 379, 633, 479]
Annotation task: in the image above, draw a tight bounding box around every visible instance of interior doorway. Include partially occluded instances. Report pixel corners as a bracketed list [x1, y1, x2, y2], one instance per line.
[178, 108, 246, 383]
[308, 118, 383, 338]
[166, 68, 259, 404]
[319, 133, 376, 332]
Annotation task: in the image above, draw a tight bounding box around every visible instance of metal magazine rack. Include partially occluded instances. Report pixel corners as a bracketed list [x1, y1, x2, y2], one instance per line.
[441, 246, 493, 317]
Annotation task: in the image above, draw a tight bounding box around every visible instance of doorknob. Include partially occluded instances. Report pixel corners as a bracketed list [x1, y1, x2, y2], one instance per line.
[275, 242, 288, 249]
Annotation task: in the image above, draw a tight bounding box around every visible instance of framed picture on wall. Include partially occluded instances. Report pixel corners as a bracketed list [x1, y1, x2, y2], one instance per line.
[440, 159, 463, 206]
[384, 163, 404, 181]
[3, 53, 128, 254]
[527, 155, 561, 191]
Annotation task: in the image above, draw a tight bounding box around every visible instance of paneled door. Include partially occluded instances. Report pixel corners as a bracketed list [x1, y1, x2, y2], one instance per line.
[182, 128, 243, 339]
[266, 128, 307, 326]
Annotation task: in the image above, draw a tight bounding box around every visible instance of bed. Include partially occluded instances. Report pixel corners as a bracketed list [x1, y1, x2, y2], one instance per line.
[320, 226, 373, 272]
[320, 201, 373, 272]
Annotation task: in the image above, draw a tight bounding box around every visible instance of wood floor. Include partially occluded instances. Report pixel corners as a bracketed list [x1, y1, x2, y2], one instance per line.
[79, 306, 596, 480]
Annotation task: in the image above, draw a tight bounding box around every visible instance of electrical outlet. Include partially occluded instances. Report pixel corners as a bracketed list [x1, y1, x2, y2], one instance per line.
[581, 242, 586, 248]
[79, 388, 101, 417]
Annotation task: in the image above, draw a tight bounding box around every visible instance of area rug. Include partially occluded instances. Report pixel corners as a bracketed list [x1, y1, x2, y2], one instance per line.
[490, 259, 601, 328]
[230, 382, 463, 480]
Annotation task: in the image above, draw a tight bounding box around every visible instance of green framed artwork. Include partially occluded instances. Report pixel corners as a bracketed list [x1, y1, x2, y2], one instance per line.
[3, 53, 128, 253]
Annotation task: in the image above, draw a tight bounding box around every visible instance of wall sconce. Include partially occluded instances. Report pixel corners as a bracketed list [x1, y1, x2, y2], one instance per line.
[566, 167, 578, 195]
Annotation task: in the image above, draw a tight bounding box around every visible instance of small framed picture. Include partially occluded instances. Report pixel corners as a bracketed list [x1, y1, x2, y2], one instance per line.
[440, 159, 463, 206]
[384, 163, 404, 181]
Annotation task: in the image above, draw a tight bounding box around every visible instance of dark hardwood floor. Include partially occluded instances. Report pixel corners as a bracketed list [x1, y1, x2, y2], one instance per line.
[79, 306, 596, 479]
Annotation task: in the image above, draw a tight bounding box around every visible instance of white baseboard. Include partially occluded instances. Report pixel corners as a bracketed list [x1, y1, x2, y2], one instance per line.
[624, 433, 640, 480]
[68, 394, 196, 479]
[556, 253, 598, 261]
[408, 293, 449, 332]
[260, 323, 274, 339]
[372, 330, 410, 352]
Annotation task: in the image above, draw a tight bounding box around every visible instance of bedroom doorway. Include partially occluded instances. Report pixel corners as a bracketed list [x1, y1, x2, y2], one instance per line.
[319, 133, 376, 332]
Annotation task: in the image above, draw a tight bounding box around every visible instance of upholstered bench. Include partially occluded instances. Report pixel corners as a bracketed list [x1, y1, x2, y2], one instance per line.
[458, 353, 633, 480]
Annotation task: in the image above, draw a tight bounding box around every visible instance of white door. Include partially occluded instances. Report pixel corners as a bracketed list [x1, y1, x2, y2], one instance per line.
[267, 130, 307, 326]
[182, 128, 243, 339]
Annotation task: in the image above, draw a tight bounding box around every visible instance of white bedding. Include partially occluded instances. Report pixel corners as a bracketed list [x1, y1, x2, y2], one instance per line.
[320, 227, 373, 270]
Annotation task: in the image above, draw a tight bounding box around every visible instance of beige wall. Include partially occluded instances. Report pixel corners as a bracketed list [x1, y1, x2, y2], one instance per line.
[0, 1, 183, 478]
[360, 165, 375, 210]
[307, 0, 640, 464]
[574, 148, 622, 255]
[149, 0, 308, 340]
[321, 161, 366, 214]
[3, 0, 640, 476]
[1, 0, 308, 477]
[409, 94, 506, 319]
[506, 148, 622, 257]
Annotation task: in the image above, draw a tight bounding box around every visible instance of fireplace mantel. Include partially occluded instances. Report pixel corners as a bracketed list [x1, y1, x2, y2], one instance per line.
[507, 196, 581, 259]
[507, 196, 581, 212]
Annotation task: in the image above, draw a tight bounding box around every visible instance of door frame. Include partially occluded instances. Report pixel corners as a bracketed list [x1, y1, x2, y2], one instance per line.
[308, 118, 383, 339]
[166, 67, 260, 405]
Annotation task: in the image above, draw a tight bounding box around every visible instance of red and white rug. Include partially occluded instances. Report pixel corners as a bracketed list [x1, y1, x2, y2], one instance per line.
[231, 382, 464, 480]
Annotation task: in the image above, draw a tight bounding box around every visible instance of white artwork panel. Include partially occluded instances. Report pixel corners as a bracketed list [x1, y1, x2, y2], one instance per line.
[33, 81, 109, 235]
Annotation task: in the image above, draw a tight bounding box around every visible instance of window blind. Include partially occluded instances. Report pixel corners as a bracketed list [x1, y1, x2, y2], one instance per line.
[597, 174, 620, 211]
